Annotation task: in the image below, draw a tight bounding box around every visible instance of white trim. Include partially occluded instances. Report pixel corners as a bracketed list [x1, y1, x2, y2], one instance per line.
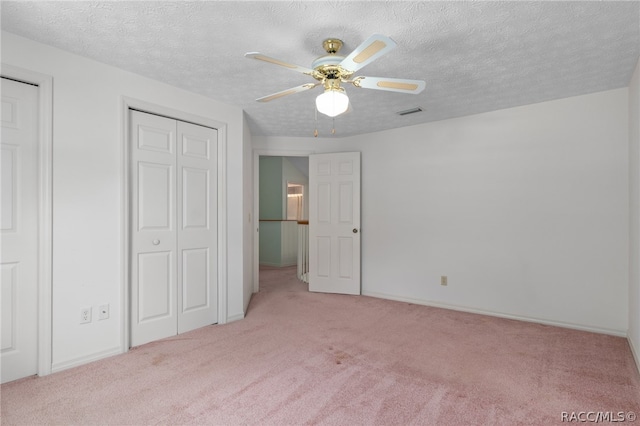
[121, 100, 131, 354]
[258, 261, 298, 268]
[217, 125, 228, 324]
[629, 333, 640, 375]
[121, 97, 229, 351]
[226, 312, 245, 323]
[1, 64, 54, 377]
[362, 290, 628, 337]
[51, 346, 121, 374]
[253, 149, 315, 293]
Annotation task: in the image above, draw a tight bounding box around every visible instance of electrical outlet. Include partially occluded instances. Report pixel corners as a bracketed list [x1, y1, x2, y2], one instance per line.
[98, 304, 109, 320]
[80, 307, 92, 324]
[441, 276, 448, 286]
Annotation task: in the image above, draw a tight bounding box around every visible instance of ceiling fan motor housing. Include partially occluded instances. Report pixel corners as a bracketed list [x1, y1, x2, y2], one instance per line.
[312, 38, 353, 82]
[312, 56, 351, 80]
[312, 54, 345, 70]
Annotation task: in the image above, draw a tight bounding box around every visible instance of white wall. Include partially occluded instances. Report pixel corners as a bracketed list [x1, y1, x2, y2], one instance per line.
[254, 88, 629, 335]
[629, 57, 640, 368]
[1, 32, 248, 371]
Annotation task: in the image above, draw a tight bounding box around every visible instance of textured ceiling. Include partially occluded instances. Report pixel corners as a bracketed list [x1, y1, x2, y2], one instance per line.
[2, 1, 639, 138]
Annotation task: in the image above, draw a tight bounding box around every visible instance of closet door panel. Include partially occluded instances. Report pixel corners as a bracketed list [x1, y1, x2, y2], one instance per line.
[130, 111, 178, 347]
[138, 251, 173, 322]
[182, 248, 209, 312]
[182, 167, 209, 229]
[177, 121, 218, 334]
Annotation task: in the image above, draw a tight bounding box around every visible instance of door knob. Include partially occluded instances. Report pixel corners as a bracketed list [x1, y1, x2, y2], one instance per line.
[152, 239, 160, 245]
[353, 228, 358, 234]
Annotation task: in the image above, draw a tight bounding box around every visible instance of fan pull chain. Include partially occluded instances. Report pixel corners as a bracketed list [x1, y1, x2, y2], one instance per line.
[314, 107, 318, 137]
[332, 118, 336, 135]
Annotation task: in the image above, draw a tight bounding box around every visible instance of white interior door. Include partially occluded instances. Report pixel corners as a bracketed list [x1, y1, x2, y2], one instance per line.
[176, 121, 218, 334]
[309, 152, 361, 295]
[1, 78, 39, 382]
[130, 111, 178, 347]
[130, 110, 218, 347]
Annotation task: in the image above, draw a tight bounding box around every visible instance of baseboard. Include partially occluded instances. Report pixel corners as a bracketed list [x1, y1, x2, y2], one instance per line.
[280, 258, 297, 267]
[226, 312, 245, 323]
[259, 261, 297, 268]
[51, 346, 123, 374]
[362, 290, 627, 338]
[259, 261, 279, 267]
[628, 333, 640, 375]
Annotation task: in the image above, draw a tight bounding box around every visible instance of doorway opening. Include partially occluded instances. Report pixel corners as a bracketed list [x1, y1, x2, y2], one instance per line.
[254, 153, 310, 293]
[253, 151, 362, 296]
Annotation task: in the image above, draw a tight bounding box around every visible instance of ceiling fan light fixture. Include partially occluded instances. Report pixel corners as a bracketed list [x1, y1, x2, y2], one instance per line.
[246, 34, 426, 124]
[316, 88, 349, 117]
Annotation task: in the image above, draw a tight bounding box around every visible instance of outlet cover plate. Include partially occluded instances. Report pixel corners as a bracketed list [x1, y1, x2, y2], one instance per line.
[98, 304, 109, 320]
[80, 307, 92, 324]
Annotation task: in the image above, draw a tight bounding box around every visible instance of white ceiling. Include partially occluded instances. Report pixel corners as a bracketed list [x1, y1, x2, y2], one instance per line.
[2, 1, 639, 138]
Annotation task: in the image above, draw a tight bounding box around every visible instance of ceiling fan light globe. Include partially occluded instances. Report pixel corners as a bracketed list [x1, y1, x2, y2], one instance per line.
[316, 89, 349, 117]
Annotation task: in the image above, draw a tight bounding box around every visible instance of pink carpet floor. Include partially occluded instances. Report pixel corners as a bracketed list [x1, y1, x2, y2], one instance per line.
[1, 266, 639, 425]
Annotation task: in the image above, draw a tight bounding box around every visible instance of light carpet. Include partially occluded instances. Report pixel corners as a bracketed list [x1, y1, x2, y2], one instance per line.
[1, 266, 639, 425]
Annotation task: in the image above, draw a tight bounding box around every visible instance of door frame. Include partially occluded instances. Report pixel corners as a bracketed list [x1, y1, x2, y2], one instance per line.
[252, 149, 314, 293]
[122, 97, 228, 351]
[1, 64, 54, 377]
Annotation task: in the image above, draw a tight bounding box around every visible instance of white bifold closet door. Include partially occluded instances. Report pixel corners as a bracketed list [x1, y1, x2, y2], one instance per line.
[1, 78, 39, 383]
[130, 110, 218, 347]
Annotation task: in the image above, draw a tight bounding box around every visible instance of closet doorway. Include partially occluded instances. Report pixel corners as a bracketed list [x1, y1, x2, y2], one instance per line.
[128, 109, 218, 347]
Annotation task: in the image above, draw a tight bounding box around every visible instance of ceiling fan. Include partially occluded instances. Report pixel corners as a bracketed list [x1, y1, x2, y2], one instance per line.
[245, 34, 426, 118]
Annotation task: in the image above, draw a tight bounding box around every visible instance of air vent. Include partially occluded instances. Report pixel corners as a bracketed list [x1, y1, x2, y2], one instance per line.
[396, 107, 423, 116]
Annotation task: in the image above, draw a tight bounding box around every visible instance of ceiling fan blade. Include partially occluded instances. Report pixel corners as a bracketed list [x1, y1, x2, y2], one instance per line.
[339, 34, 397, 73]
[353, 76, 426, 94]
[256, 83, 320, 102]
[245, 52, 314, 75]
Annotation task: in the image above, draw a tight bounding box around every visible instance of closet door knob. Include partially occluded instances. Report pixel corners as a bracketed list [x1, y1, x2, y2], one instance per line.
[152, 239, 160, 245]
